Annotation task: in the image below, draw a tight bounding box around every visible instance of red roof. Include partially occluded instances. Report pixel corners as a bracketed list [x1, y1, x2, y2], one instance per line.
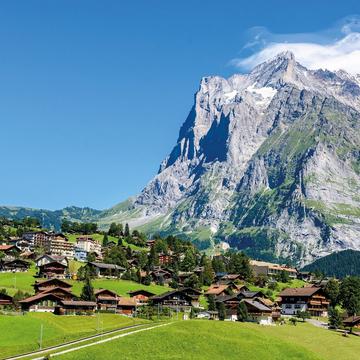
[0, 245, 15, 251]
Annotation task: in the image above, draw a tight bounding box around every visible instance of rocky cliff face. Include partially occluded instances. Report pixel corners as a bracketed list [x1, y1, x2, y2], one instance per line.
[105, 51, 360, 266]
[4, 52, 359, 266]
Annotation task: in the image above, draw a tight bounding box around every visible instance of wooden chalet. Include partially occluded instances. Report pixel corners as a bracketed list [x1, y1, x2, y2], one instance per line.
[55, 300, 97, 315]
[150, 268, 173, 284]
[19, 293, 61, 312]
[117, 297, 137, 315]
[343, 315, 360, 329]
[40, 287, 75, 301]
[95, 289, 119, 311]
[150, 288, 201, 310]
[38, 261, 68, 279]
[128, 289, 155, 305]
[0, 259, 30, 272]
[87, 262, 126, 278]
[0, 293, 13, 308]
[0, 244, 21, 258]
[279, 287, 329, 317]
[36, 255, 68, 267]
[205, 283, 239, 297]
[33, 278, 72, 293]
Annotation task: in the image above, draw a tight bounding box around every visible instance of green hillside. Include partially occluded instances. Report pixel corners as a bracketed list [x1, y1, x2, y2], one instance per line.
[56, 320, 359, 360]
[302, 250, 360, 278]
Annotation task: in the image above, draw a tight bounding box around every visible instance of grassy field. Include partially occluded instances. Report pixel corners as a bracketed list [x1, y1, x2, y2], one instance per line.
[56, 320, 360, 360]
[0, 312, 148, 359]
[0, 266, 37, 295]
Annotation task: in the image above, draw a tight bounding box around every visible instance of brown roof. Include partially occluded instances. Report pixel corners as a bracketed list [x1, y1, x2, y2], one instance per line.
[0, 245, 16, 251]
[279, 287, 321, 297]
[128, 289, 156, 297]
[34, 278, 72, 287]
[118, 298, 137, 307]
[95, 289, 118, 297]
[19, 292, 62, 303]
[205, 284, 228, 295]
[41, 287, 74, 296]
[343, 315, 360, 325]
[60, 300, 97, 307]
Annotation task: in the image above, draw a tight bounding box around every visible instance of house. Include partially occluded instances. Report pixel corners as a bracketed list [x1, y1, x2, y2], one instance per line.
[74, 247, 88, 262]
[38, 261, 68, 279]
[55, 300, 97, 315]
[279, 287, 329, 317]
[0, 293, 13, 308]
[146, 240, 156, 248]
[76, 236, 102, 255]
[117, 298, 137, 315]
[41, 287, 75, 301]
[177, 271, 194, 285]
[150, 288, 201, 310]
[158, 253, 172, 265]
[220, 274, 243, 282]
[197, 311, 219, 320]
[33, 278, 72, 293]
[0, 259, 30, 272]
[19, 293, 61, 312]
[128, 289, 155, 305]
[250, 260, 297, 280]
[242, 299, 273, 324]
[0, 244, 21, 259]
[30, 232, 74, 259]
[95, 289, 119, 311]
[87, 262, 126, 278]
[297, 271, 314, 282]
[343, 315, 360, 329]
[36, 255, 68, 268]
[205, 283, 240, 297]
[150, 268, 173, 284]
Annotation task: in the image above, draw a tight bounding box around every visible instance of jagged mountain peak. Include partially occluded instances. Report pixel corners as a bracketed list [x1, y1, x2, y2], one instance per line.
[101, 53, 360, 265]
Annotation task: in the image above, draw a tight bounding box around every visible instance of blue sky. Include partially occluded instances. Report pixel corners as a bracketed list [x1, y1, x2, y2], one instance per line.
[1, 0, 359, 210]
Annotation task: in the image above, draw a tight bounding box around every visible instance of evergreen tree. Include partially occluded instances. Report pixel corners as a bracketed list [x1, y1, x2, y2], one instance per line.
[325, 278, 340, 307]
[181, 248, 196, 272]
[227, 252, 252, 280]
[339, 276, 360, 316]
[237, 301, 248, 322]
[217, 302, 226, 321]
[328, 307, 342, 329]
[207, 295, 216, 311]
[103, 233, 109, 247]
[202, 259, 215, 286]
[212, 257, 226, 273]
[80, 274, 95, 301]
[124, 223, 130, 237]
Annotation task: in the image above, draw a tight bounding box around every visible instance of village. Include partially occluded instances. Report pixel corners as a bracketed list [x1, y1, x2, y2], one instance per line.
[0, 218, 358, 333]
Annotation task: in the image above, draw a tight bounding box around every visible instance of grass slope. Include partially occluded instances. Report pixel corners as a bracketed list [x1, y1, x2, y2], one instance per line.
[0, 313, 147, 359]
[56, 320, 360, 360]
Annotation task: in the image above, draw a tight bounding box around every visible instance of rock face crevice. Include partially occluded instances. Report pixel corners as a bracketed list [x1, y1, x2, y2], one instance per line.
[107, 52, 360, 265]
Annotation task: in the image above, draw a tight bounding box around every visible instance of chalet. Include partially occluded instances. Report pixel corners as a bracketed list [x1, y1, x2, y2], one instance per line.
[20, 251, 37, 261]
[19, 293, 61, 312]
[279, 287, 329, 317]
[55, 300, 97, 315]
[38, 261, 68, 279]
[0, 244, 21, 259]
[242, 299, 273, 324]
[197, 311, 219, 320]
[36, 255, 68, 268]
[0, 259, 30, 272]
[178, 271, 194, 285]
[158, 253, 172, 265]
[250, 260, 297, 280]
[33, 278, 72, 293]
[117, 298, 137, 315]
[150, 269, 173, 284]
[205, 283, 241, 297]
[95, 289, 119, 311]
[0, 293, 13, 308]
[146, 239, 156, 248]
[128, 289, 155, 305]
[220, 274, 243, 282]
[87, 262, 126, 278]
[343, 315, 360, 329]
[150, 288, 201, 310]
[297, 271, 315, 282]
[41, 287, 75, 301]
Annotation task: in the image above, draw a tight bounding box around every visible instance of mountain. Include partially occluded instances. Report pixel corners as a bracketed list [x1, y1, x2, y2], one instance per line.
[0, 206, 102, 230]
[302, 250, 360, 278]
[2, 52, 360, 266]
[99, 51, 360, 266]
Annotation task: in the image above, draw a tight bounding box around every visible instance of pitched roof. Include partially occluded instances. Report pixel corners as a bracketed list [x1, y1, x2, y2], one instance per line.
[60, 300, 97, 307]
[19, 292, 62, 303]
[118, 298, 137, 306]
[205, 284, 228, 295]
[127, 289, 156, 297]
[343, 315, 360, 325]
[41, 287, 74, 296]
[34, 278, 72, 287]
[95, 289, 118, 297]
[88, 262, 125, 270]
[150, 287, 201, 301]
[0, 244, 17, 251]
[279, 287, 321, 297]
[240, 290, 263, 299]
[243, 299, 272, 312]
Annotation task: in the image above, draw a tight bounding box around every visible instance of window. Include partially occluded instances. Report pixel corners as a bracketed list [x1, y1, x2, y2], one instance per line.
[294, 304, 301, 309]
[285, 304, 292, 309]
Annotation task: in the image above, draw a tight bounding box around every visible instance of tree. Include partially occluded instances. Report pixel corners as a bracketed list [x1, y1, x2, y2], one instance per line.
[277, 270, 290, 283]
[124, 223, 130, 237]
[184, 274, 201, 289]
[212, 257, 226, 273]
[207, 295, 216, 311]
[296, 311, 310, 322]
[202, 259, 215, 286]
[237, 301, 248, 322]
[217, 302, 226, 321]
[328, 307, 342, 329]
[80, 274, 95, 301]
[325, 279, 340, 307]
[227, 252, 252, 280]
[181, 248, 196, 272]
[339, 276, 360, 316]
[103, 233, 109, 247]
[86, 252, 96, 263]
[254, 274, 268, 287]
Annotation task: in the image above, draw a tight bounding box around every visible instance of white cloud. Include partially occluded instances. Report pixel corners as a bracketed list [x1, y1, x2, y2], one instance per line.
[232, 16, 360, 75]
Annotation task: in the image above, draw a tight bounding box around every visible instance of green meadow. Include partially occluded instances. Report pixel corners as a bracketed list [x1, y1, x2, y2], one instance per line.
[0, 312, 148, 359]
[57, 320, 360, 360]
